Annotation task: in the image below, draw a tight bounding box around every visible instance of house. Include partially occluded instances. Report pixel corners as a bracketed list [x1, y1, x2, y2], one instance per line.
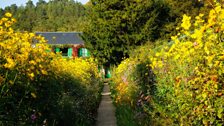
[35, 32, 90, 58]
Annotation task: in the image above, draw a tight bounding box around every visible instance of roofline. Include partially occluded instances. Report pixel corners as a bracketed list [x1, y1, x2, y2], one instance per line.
[35, 32, 83, 34]
[48, 43, 84, 45]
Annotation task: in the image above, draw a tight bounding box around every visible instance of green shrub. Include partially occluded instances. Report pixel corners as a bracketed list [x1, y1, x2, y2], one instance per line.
[111, 2, 224, 125]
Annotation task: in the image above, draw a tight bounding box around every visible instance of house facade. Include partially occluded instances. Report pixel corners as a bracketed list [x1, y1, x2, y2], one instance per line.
[35, 32, 90, 58]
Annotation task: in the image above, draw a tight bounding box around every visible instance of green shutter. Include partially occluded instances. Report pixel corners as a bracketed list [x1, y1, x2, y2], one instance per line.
[68, 48, 73, 57]
[55, 47, 60, 53]
[87, 49, 90, 57]
[78, 48, 90, 57]
[83, 48, 87, 57]
[78, 48, 82, 57]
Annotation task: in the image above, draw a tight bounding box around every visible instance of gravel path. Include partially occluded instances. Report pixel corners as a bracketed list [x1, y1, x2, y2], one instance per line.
[96, 83, 117, 126]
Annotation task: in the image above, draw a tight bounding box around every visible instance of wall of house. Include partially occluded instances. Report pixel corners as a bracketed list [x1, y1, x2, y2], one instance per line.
[53, 44, 90, 58]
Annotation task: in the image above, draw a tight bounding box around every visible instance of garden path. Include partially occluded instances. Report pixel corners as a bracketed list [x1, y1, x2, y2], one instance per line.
[96, 83, 117, 126]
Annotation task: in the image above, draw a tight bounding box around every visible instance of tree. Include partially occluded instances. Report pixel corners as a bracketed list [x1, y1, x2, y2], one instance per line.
[0, 8, 3, 17]
[82, 0, 170, 65]
[162, 0, 205, 38]
[1, 0, 87, 32]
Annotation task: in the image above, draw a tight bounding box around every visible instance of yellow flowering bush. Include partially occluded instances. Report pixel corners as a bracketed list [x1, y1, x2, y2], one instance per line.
[111, 43, 156, 104]
[110, 44, 156, 125]
[52, 57, 99, 85]
[111, 58, 139, 105]
[0, 13, 102, 125]
[149, 1, 224, 125]
[111, 1, 224, 125]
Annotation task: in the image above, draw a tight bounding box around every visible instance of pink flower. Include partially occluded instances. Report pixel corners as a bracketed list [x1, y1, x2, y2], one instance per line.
[31, 114, 37, 121]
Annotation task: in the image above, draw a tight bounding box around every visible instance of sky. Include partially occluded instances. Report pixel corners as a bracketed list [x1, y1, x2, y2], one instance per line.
[0, 0, 89, 9]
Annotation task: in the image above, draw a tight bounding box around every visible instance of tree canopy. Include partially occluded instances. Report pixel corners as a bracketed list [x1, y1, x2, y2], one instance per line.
[0, 0, 87, 32]
[82, 0, 207, 65]
[0, 0, 208, 65]
[82, 0, 172, 65]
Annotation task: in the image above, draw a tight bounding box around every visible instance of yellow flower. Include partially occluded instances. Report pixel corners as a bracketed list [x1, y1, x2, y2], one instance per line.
[31, 92, 37, 98]
[41, 69, 48, 75]
[11, 18, 16, 23]
[29, 60, 36, 65]
[181, 14, 191, 30]
[220, 55, 224, 60]
[191, 29, 202, 39]
[9, 80, 14, 85]
[155, 52, 160, 57]
[5, 12, 12, 18]
[4, 21, 12, 27]
[171, 35, 177, 41]
[29, 73, 35, 78]
[214, 5, 221, 13]
[39, 64, 43, 68]
[4, 58, 15, 69]
[2, 17, 8, 22]
[199, 13, 204, 17]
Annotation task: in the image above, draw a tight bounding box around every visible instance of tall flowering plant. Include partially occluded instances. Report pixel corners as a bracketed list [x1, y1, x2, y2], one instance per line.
[150, 1, 224, 125]
[0, 13, 101, 125]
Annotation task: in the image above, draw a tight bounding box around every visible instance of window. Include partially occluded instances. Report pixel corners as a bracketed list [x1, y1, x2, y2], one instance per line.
[82, 48, 88, 57]
[78, 48, 90, 57]
[61, 48, 68, 57]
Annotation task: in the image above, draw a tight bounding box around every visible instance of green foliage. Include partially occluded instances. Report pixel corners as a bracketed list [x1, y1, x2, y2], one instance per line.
[110, 43, 156, 126]
[149, 3, 224, 125]
[82, 0, 208, 65]
[0, 61, 102, 126]
[0, 0, 88, 32]
[0, 14, 102, 125]
[115, 104, 138, 126]
[82, 0, 171, 65]
[0, 0, 209, 66]
[110, 2, 224, 125]
[162, 0, 205, 38]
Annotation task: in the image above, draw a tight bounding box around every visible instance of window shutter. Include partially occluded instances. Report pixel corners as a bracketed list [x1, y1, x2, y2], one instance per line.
[78, 48, 82, 57]
[68, 48, 73, 57]
[87, 49, 90, 57]
[55, 47, 60, 53]
[83, 48, 87, 57]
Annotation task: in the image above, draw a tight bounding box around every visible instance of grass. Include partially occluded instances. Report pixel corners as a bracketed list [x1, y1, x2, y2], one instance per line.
[115, 104, 138, 126]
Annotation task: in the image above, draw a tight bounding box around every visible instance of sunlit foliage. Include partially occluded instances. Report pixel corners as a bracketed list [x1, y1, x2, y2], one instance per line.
[111, 1, 224, 125]
[0, 13, 101, 125]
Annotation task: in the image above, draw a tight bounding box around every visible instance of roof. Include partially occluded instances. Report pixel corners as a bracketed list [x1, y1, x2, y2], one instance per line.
[35, 32, 84, 45]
